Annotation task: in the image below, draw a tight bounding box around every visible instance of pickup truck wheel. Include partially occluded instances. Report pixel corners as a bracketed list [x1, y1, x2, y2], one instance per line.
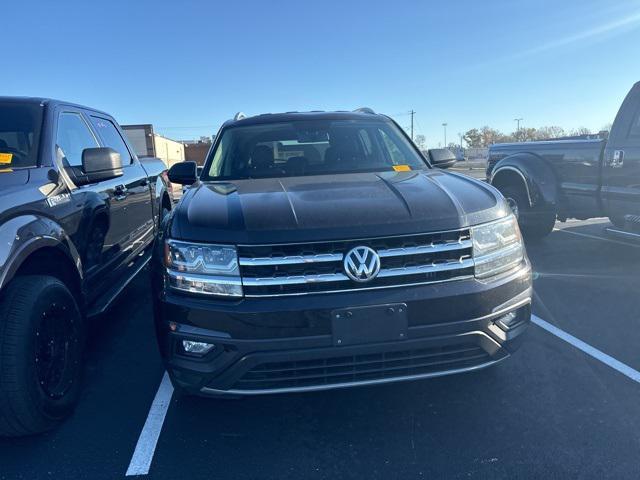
[0, 276, 84, 437]
[500, 185, 555, 240]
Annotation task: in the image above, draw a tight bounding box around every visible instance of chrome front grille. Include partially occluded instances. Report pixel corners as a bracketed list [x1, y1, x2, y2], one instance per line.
[238, 229, 474, 296]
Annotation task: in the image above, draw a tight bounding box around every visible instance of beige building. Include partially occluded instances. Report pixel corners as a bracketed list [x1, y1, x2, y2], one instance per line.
[122, 124, 185, 168]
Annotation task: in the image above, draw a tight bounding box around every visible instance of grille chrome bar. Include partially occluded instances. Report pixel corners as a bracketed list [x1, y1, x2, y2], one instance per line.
[239, 253, 343, 267]
[241, 258, 474, 287]
[378, 239, 472, 258]
[238, 228, 474, 295]
[242, 273, 348, 287]
[376, 258, 473, 278]
[239, 239, 472, 266]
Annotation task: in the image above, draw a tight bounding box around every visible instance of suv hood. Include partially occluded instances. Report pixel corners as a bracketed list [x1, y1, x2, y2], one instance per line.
[171, 170, 508, 244]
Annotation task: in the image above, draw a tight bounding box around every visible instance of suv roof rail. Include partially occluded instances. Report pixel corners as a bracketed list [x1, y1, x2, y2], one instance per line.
[353, 107, 376, 114]
[233, 112, 247, 121]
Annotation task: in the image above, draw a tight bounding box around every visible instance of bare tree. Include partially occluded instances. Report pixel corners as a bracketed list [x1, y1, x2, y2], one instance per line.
[570, 127, 592, 136]
[413, 134, 427, 150]
[535, 126, 566, 140]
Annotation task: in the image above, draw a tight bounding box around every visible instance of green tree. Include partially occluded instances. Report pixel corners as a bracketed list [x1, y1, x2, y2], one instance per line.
[463, 128, 482, 147]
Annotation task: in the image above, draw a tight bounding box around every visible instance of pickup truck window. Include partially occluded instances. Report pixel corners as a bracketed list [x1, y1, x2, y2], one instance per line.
[56, 112, 99, 167]
[0, 102, 43, 169]
[205, 120, 426, 180]
[90, 116, 133, 164]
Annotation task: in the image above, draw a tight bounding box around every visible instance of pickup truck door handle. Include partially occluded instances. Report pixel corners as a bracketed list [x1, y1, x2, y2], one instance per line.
[114, 184, 128, 200]
[610, 150, 625, 168]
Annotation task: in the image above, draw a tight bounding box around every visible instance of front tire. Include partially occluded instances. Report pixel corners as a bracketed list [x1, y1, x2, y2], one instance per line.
[500, 185, 556, 240]
[0, 276, 84, 437]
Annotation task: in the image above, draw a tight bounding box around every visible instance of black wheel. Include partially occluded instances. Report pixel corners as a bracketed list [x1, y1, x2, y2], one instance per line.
[0, 276, 84, 437]
[500, 185, 556, 240]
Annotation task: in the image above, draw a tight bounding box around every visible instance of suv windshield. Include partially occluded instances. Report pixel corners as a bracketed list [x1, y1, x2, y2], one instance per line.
[205, 119, 428, 180]
[0, 102, 43, 169]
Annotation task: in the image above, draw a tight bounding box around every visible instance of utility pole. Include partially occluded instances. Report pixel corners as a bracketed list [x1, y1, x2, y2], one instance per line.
[409, 110, 415, 140]
[514, 118, 523, 141]
[442, 123, 448, 147]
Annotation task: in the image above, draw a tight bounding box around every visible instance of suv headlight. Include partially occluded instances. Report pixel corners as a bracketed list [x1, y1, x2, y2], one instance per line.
[164, 240, 242, 297]
[472, 215, 524, 279]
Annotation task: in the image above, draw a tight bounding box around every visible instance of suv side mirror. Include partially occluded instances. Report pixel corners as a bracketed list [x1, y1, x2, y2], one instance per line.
[428, 148, 457, 169]
[168, 161, 198, 185]
[82, 147, 123, 182]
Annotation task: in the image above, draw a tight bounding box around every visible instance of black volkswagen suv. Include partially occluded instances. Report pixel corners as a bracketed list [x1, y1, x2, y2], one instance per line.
[152, 109, 532, 396]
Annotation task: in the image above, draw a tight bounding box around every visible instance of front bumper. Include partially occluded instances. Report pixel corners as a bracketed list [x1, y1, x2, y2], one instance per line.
[154, 263, 532, 396]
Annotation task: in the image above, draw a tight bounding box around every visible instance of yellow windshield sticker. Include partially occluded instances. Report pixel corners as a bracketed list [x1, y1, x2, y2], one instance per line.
[393, 165, 411, 172]
[0, 153, 13, 165]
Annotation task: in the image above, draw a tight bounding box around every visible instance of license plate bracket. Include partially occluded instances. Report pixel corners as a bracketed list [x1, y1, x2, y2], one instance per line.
[331, 303, 408, 346]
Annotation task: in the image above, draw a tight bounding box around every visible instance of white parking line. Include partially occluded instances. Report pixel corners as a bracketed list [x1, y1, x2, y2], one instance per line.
[532, 315, 640, 383]
[125, 372, 174, 477]
[553, 227, 640, 247]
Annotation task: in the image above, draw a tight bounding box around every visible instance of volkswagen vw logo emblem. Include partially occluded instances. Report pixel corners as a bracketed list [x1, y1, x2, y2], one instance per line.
[343, 246, 381, 283]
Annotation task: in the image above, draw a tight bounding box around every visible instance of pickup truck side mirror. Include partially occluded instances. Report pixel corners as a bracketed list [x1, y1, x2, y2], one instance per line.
[428, 148, 457, 169]
[168, 161, 198, 185]
[81, 147, 124, 182]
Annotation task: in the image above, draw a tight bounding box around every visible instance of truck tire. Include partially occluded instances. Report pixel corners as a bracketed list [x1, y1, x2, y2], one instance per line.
[0, 276, 84, 437]
[500, 185, 555, 240]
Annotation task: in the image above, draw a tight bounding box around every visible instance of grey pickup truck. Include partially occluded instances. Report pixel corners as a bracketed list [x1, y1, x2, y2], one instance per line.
[487, 81, 640, 239]
[0, 97, 172, 436]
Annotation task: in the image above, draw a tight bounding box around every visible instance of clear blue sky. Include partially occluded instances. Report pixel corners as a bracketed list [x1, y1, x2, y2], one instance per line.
[3, 0, 640, 146]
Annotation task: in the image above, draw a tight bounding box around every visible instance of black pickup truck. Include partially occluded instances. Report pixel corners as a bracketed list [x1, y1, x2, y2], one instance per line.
[0, 98, 172, 436]
[152, 109, 532, 399]
[487, 82, 640, 239]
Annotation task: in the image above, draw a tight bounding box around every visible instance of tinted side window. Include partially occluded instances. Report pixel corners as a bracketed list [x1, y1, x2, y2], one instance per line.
[90, 116, 132, 164]
[56, 112, 99, 167]
[0, 103, 43, 168]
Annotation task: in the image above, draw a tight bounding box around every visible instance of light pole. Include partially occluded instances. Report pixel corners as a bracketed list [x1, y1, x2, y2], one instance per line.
[442, 123, 448, 147]
[514, 118, 523, 141]
[409, 110, 415, 140]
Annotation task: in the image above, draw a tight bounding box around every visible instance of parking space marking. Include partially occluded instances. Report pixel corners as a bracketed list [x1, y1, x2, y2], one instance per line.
[532, 315, 640, 384]
[553, 227, 640, 247]
[125, 372, 174, 477]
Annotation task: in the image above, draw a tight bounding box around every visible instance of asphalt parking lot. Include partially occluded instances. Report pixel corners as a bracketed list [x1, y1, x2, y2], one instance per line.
[1, 215, 640, 479]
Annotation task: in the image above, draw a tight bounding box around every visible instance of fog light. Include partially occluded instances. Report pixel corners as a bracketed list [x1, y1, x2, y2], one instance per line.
[182, 340, 215, 355]
[496, 311, 520, 329]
